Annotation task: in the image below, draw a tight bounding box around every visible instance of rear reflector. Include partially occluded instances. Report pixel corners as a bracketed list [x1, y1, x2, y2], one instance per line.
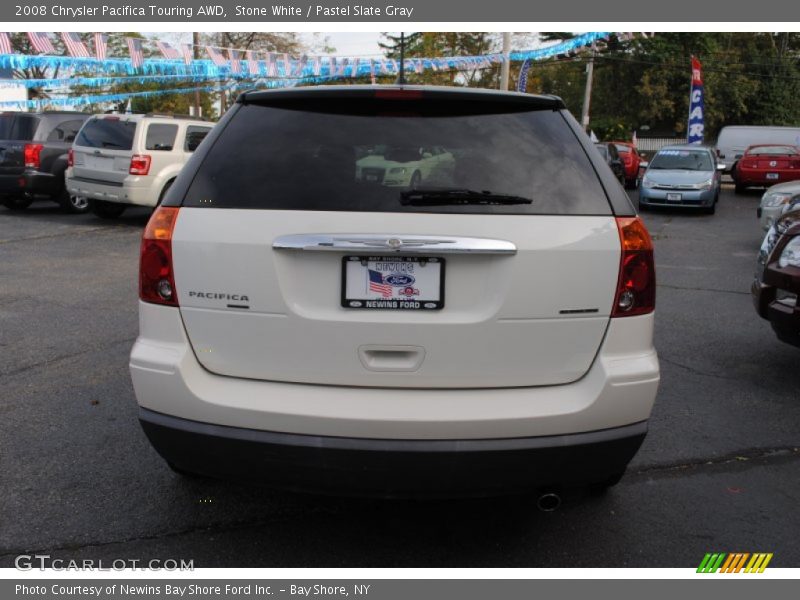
[140, 207, 180, 306]
[24, 143, 43, 169]
[130, 154, 151, 175]
[612, 217, 655, 317]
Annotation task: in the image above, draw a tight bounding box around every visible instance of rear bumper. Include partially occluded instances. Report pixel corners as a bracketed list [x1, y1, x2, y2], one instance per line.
[65, 172, 157, 207]
[0, 170, 61, 197]
[737, 171, 800, 186]
[639, 187, 716, 206]
[140, 407, 647, 495]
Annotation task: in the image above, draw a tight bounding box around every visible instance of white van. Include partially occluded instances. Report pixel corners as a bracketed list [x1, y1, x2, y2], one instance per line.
[130, 86, 659, 497]
[717, 125, 800, 173]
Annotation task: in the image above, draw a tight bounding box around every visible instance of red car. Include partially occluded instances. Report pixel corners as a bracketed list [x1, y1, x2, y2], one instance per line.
[612, 141, 644, 189]
[734, 144, 800, 193]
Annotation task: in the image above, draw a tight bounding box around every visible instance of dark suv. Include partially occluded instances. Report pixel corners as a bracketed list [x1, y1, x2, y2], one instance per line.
[753, 207, 800, 347]
[0, 111, 91, 213]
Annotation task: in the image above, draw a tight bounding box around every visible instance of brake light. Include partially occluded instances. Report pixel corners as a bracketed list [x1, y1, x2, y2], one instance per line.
[130, 154, 151, 175]
[139, 207, 179, 306]
[375, 89, 424, 100]
[24, 143, 43, 169]
[612, 217, 655, 317]
[67, 148, 74, 167]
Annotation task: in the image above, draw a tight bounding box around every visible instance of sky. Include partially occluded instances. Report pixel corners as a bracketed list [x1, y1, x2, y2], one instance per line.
[311, 32, 385, 56]
[154, 32, 386, 57]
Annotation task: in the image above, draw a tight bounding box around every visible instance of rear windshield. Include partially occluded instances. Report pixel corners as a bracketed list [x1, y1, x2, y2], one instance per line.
[614, 144, 631, 153]
[0, 114, 40, 140]
[650, 149, 713, 171]
[183, 100, 611, 215]
[75, 117, 136, 150]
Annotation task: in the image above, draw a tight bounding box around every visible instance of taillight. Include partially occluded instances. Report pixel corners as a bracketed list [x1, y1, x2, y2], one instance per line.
[67, 148, 74, 167]
[24, 143, 43, 169]
[612, 217, 655, 317]
[140, 207, 179, 306]
[130, 154, 151, 175]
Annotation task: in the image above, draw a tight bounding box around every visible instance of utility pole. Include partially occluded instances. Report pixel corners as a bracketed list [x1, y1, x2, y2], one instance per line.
[192, 32, 201, 117]
[500, 32, 511, 91]
[397, 32, 406, 84]
[580, 42, 596, 132]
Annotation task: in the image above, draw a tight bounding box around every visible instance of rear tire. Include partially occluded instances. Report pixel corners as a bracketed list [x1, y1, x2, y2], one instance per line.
[703, 194, 718, 215]
[734, 183, 747, 194]
[58, 190, 91, 215]
[2, 195, 33, 211]
[90, 200, 127, 219]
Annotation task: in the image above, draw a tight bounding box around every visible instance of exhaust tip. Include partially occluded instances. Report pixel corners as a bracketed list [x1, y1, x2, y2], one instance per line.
[537, 492, 561, 512]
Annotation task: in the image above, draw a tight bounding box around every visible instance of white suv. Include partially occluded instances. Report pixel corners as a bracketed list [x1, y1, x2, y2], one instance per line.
[66, 114, 213, 218]
[130, 86, 660, 497]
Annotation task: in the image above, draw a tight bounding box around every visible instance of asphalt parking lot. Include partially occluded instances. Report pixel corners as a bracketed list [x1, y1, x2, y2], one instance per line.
[1, 187, 799, 568]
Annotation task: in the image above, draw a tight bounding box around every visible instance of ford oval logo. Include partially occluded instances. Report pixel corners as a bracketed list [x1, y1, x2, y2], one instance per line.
[384, 274, 416, 286]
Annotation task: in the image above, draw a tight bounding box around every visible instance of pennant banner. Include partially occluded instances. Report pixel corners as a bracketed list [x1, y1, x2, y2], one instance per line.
[0, 31, 615, 104]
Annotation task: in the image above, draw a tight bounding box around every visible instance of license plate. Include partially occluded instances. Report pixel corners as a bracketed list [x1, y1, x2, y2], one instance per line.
[342, 256, 444, 310]
[86, 156, 113, 170]
[365, 175, 378, 182]
[666, 193, 682, 201]
[766, 173, 779, 180]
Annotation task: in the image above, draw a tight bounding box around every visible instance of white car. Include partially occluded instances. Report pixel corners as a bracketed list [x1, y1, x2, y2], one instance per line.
[356, 146, 456, 187]
[65, 114, 214, 218]
[130, 86, 659, 498]
[758, 181, 800, 231]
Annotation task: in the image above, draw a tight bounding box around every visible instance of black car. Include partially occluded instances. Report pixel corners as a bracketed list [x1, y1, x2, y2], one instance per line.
[594, 142, 626, 186]
[0, 111, 92, 213]
[753, 206, 800, 347]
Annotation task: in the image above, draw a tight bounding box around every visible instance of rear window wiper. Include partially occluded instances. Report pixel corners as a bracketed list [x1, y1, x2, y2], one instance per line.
[400, 188, 533, 206]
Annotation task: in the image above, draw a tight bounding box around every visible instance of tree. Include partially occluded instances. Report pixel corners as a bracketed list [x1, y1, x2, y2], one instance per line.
[379, 32, 501, 87]
[521, 32, 800, 140]
[204, 33, 304, 110]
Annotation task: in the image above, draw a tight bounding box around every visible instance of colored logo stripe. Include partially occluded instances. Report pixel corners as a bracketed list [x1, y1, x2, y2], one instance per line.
[697, 552, 773, 573]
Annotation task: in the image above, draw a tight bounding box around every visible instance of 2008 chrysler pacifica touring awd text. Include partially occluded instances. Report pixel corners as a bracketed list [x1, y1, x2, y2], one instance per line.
[130, 86, 659, 497]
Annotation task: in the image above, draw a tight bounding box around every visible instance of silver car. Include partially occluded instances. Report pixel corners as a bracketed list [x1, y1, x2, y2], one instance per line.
[639, 145, 724, 214]
[758, 181, 800, 231]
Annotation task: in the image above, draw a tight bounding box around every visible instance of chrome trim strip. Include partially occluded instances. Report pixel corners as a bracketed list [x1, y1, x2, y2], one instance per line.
[272, 234, 517, 255]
